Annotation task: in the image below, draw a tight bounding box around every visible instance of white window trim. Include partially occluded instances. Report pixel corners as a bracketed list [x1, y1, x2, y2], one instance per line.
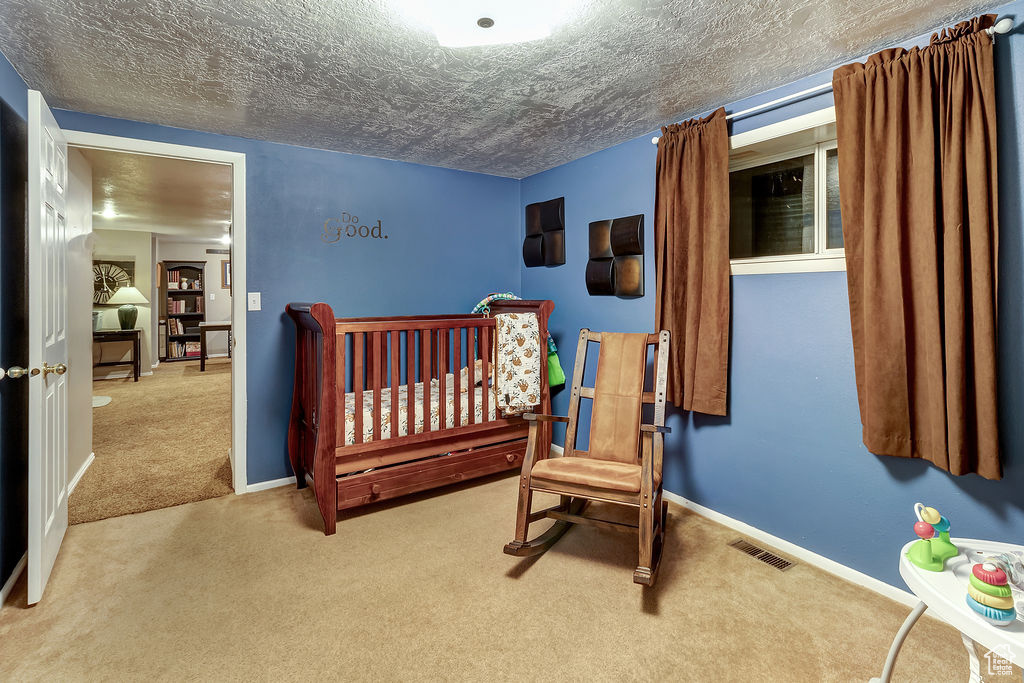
[729, 144, 817, 173]
[729, 107, 845, 276]
[729, 106, 836, 150]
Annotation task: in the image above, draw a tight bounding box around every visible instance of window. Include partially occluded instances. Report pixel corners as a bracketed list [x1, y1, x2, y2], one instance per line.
[727, 108, 844, 275]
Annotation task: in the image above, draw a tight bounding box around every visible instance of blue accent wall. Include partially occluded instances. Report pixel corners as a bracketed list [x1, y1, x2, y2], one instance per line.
[0, 51, 28, 594]
[0, 53, 26, 119]
[521, 16, 1024, 588]
[49, 110, 522, 485]
[3, 3, 1024, 597]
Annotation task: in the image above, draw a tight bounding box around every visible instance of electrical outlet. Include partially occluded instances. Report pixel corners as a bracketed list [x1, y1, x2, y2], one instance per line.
[247, 292, 261, 311]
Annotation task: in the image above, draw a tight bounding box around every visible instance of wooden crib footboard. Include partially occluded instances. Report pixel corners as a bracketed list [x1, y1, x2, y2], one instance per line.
[285, 302, 338, 534]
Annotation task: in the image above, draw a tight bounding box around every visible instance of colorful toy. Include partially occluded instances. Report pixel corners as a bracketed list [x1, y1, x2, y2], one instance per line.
[906, 503, 958, 571]
[966, 549, 1024, 592]
[965, 562, 1018, 626]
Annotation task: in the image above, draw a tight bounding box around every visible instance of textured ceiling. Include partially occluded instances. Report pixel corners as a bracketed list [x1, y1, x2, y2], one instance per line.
[79, 148, 231, 239]
[0, 0, 992, 177]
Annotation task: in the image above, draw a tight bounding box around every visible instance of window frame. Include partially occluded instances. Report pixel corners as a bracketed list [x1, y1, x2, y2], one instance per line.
[728, 108, 845, 276]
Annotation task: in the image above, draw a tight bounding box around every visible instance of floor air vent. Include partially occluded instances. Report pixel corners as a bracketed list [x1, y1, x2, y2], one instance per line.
[728, 538, 795, 572]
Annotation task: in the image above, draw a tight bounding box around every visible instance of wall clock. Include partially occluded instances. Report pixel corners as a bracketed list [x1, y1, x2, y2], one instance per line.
[93, 260, 134, 304]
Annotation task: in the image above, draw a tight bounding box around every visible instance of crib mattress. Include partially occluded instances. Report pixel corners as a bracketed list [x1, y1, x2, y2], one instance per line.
[343, 375, 497, 446]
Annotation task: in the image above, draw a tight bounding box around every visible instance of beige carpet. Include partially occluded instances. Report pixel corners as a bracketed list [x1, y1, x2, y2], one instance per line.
[4, 474, 1016, 681]
[72, 357, 233, 524]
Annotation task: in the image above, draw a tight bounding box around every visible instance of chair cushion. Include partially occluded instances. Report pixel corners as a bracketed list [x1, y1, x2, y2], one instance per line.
[531, 456, 659, 494]
[589, 332, 649, 464]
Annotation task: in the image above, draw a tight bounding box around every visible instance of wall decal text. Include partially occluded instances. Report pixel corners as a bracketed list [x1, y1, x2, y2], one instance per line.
[322, 212, 388, 243]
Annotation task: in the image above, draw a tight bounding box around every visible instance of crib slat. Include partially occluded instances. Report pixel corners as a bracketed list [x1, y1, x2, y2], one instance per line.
[453, 327, 462, 428]
[390, 330, 400, 440]
[353, 332, 364, 444]
[406, 331, 415, 436]
[336, 331, 346, 445]
[422, 329, 432, 433]
[467, 327, 476, 425]
[438, 329, 447, 430]
[481, 326, 490, 422]
[372, 331, 383, 442]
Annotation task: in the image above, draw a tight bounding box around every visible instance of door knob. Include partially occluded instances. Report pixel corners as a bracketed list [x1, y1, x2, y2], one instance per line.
[2, 366, 38, 379]
[42, 362, 67, 377]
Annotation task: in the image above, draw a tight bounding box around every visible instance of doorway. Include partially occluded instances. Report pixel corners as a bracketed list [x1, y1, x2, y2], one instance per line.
[63, 132, 248, 523]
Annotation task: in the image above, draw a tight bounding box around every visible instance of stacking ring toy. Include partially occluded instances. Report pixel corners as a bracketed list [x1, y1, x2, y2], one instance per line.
[967, 583, 1016, 610]
[969, 574, 1013, 598]
[973, 562, 1009, 585]
[965, 593, 1017, 626]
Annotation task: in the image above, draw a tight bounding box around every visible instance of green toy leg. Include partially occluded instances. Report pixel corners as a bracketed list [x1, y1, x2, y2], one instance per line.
[908, 539, 945, 571]
[932, 531, 958, 565]
[907, 534, 958, 572]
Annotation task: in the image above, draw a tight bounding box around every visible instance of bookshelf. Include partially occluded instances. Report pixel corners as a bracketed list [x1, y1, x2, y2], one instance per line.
[162, 260, 206, 361]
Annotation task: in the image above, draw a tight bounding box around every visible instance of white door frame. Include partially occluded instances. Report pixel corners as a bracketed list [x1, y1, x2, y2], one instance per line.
[64, 130, 248, 493]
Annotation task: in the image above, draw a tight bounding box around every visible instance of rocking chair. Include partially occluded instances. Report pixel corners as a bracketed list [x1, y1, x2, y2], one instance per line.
[503, 328, 671, 585]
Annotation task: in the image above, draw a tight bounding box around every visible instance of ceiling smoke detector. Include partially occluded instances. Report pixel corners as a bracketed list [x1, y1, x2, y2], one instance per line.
[477, 17, 495, 28]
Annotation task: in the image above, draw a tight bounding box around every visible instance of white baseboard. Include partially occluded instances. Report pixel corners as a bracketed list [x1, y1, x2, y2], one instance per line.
[244, 476, 296, 493]
[661, 491, 918, 608]
[549, 443, 916, 608]
[68, 452, 95, 495]
[0, 554, 27, 608]
[93, 370, 153, 380]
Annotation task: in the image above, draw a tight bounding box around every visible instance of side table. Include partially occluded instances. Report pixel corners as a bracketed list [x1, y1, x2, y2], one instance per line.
[93, 328, 141, 382]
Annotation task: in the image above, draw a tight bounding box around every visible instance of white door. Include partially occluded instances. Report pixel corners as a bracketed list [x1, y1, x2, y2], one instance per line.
[26, 90, 70, 605]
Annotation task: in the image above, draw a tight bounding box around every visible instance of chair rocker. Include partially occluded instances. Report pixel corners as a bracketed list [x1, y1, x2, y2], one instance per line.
[503, 328, 671, 585]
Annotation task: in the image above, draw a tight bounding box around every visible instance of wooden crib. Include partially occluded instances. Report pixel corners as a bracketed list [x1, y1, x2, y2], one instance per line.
[285, 299, 554, 534]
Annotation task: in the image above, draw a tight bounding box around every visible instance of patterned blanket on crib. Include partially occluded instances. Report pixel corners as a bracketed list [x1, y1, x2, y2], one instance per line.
[495, 312, 541, 415]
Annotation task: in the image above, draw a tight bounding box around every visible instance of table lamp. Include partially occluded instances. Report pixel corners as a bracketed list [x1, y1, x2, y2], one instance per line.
[106, 286, 149, 330]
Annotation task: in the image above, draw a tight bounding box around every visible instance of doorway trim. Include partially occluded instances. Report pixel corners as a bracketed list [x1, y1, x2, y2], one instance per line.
[64, 131, 249, 493]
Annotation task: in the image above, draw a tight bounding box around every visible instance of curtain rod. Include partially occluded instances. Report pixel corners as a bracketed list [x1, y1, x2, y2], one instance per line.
[650, 16, 1014, 145]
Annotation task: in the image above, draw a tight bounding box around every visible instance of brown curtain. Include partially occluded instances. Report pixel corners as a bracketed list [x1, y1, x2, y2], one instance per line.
[654, 108, 730, 416]
[832, 15, 1001, 478]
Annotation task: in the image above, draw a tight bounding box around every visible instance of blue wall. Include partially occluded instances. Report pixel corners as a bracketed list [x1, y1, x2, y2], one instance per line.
[4, 4, 1024, 596]
[50, 111, 523, 485]
[0, 52, 28, 593]
[520, 16, 1024, 588]
[0, 53, 26, 119]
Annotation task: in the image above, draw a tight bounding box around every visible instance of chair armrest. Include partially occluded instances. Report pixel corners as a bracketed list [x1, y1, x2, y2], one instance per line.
[640, 424, 671, 434]
[523, 413, 569, 423]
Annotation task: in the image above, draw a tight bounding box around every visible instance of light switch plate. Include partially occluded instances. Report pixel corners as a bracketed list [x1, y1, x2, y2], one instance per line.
[247, 292, 261, 311]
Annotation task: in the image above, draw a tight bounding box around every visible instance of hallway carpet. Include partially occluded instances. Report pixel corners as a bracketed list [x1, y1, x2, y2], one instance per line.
[3, 475, 1011, 681]
[71, 357, 233, 524]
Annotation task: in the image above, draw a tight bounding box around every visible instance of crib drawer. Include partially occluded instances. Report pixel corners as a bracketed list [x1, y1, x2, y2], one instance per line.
[336, 439, 526, 510]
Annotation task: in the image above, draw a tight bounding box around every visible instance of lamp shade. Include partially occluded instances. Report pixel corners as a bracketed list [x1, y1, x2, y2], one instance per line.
[106, 286, 149, 305]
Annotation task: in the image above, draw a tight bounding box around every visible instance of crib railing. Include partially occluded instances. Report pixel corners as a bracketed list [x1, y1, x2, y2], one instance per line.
[334, 315, 503, 448]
